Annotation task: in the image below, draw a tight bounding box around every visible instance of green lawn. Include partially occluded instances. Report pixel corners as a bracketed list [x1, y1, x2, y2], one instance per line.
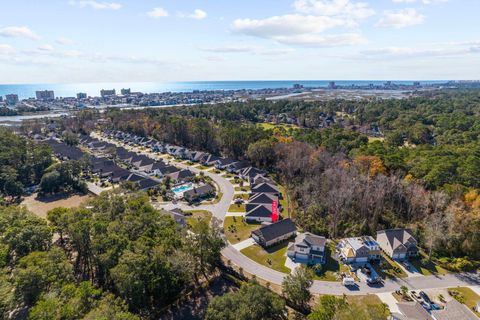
[448, 287, 480, 317]
[240, 242, 291, 273]
[223, 216, 260, 244]
[312, 242, 350, 281]
[185, 210, 212, 228]
[347, 294, 386, 309]
[235, 186, 250, 192]
[367, 136, 385, 143]
[195, 165, 210, 170]
[228, 204, 246, 213]
[371, 254, 407, 279]
[256, 122, 299, 131]
[410, 252, 448, 276]
[233, 194, 249, 201]
[276, 184, 290, 218]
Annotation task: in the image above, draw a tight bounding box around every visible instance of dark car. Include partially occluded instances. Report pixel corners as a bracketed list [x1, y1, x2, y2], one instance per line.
[419, 291, 431, 304]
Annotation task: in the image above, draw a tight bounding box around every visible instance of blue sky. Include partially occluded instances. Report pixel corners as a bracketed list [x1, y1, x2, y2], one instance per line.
[0, 0, 479, 83]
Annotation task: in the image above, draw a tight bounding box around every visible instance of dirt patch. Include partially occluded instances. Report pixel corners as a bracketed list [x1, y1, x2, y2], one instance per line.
[21, 193, 94, 219]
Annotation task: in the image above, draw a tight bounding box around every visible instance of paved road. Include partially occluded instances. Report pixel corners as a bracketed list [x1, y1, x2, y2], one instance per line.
[96, 133, 480, 295]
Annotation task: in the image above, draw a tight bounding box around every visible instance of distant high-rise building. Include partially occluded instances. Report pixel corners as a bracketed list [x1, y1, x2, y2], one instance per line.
[100, 89, 116, 97]
[77, 92, 87, 99]
[5, 94, 19, 105]
[293, 84, 303, 89]
[121, 88, 131, 95]
[36, 90, 55, 100]
[413, 82, 421, 86]
[0, 96, 3, 102]
[328, 81, 336, 89]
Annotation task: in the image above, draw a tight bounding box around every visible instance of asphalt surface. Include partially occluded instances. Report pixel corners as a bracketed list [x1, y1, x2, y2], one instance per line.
[96, 132, 480, 295]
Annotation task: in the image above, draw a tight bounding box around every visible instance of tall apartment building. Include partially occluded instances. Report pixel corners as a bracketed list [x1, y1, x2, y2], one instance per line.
[77, 92, 87, 99]
[100, 89, 116, 97]
[5, 94, 19, 105]
[36, 90, 55, 100]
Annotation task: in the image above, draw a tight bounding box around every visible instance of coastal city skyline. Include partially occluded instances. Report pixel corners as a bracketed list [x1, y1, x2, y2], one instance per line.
[1, 0, 480, 83]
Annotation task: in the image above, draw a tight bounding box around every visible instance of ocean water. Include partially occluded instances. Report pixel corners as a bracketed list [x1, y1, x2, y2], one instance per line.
[0, 80, 448, 100]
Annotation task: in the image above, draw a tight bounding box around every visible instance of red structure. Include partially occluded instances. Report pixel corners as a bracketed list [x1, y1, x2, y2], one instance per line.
[271, 200, 279, 222]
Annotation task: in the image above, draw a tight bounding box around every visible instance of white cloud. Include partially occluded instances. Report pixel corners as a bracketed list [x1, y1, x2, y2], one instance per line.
[359, 41, 480, 59]
[178, 9, 207, 20]
[393, 0, 447, 4]
[377, 8, 424, 28]
[37, 44, 55, 52]
[199, 44, 295, 55]
[147, 7, 169, 18]
[233, 15, 354, 38]
[232, 0, 372, 47]
[189, 9, 207, 20]
[0, 26, 40, 41]
[56, 37, 75, 45]
[293, 0, 375, 19]
[0, 44, 15, 55]
[68, 1, 122, 10]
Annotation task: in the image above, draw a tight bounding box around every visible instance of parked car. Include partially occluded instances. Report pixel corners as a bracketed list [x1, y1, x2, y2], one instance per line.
[419, 291, 432, 304]
[366, 277, 382, 286]
[342, 277, 356, 287]
[234, 198, 244, 204]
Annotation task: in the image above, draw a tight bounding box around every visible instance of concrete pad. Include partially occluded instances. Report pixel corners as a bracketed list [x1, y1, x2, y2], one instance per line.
[232, 238, 255, 251]
[469, 286, 480, 296]
[376, 292, 400, 313]
[225, 212, 245, 217]
[285, 256, 301, 273]
[396, 260, 423, 278]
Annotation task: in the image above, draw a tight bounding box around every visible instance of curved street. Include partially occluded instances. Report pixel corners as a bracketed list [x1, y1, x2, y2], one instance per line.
[169, 164, 480, 295]
[98, 133, 480, 296]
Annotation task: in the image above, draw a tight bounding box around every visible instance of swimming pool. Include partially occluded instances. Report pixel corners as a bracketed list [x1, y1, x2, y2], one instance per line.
[171, 183, 194, 195]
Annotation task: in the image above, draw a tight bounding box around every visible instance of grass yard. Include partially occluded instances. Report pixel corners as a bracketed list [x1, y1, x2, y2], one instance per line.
[228, 204, 246, 213]
[233, 194, 249, 201]
[368, 136, 385, 143]
[410, 252, 448, 276]
[276, 184, 290, 218]
[241, 242, 291, 273]
[448, 287, 480, 316]
[235, 186, 250, 192]
[312, 242, 350, 281]
[185, 210, 212, 228]
[223, 216, 260, 244]
[195, 165, 210, 170]
[347, 294, 385, 308]
[372, 254, 407, 279]
[257, 122, 299, 131]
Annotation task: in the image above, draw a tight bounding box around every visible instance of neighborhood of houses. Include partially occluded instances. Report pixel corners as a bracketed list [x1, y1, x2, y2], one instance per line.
[38, 128, 479, 320]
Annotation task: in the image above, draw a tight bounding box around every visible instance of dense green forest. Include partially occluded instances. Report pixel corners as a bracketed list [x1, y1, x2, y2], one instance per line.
[0, 192, 224, 319]
[0, 128, 53, 201]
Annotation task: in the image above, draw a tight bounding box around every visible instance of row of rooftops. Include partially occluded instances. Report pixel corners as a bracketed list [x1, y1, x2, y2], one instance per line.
[46, 138, 162, 191]
[393, 299, 479, 320]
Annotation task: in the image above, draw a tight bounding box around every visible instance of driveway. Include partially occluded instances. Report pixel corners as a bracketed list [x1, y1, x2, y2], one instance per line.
[232, 238, 255, 251]
[376, 292, 400, 313]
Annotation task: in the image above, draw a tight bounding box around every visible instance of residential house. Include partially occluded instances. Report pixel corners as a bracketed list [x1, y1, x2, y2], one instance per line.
[248, 193, 278, 206]
[251, 218, 296, 248]
[431, 299, 479, 320]
[376, 229, 419, 260]
[201, 154, 221, 166]
[167, 169, 195, 183]
[250, 182, 280, 196]
[391, 302, 433, 320]
[240, 167, 265, 182]
[337, 236, 381, 264]
[136, 178, 160, 191]
[245, 204, 273, 223]
[214, 158, 237, 170]
[165, 208, 186, 229]
[287, 232, 326, 265]
[226, 160, 250, 173]
[183, 184, 215, 202]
